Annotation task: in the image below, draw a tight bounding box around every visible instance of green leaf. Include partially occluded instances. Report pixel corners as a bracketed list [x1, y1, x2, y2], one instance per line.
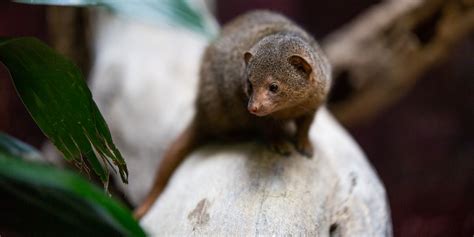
[0, 152, 146, 237]
[0, 132, 42, 160]
[15, 0, 218, 37]
[0, 37, 128, 186]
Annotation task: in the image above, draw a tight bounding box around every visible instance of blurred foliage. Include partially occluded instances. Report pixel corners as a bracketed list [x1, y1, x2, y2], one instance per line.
[0, 132, 42, 160]
[0, 135, 145, 236]
[0, 37, 127, 187]
[16, 0, 218, 37]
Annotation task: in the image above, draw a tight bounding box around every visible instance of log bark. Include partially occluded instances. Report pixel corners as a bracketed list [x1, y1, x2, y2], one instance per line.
[323, 0, 474, 125]
[140, 108, 392, 236]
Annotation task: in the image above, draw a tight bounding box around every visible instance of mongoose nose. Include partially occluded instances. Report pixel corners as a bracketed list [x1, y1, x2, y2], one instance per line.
[248, 105, 259, 114]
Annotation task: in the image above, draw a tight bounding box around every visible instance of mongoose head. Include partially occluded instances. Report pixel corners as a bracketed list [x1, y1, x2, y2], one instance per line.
[243, 33, 330, 117]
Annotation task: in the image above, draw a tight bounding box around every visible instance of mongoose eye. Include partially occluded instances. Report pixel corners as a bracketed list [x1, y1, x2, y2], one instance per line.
[269, 83, 279, 93]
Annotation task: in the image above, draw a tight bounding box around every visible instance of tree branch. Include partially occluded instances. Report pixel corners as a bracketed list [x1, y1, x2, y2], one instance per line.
[323, 0, 474, 126]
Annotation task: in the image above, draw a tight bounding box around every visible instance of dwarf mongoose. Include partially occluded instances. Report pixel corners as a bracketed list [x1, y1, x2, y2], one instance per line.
[134, 10, 331, 218]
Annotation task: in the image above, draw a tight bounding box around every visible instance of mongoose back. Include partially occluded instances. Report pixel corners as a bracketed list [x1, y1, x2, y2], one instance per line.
[134, 10, 331, 218]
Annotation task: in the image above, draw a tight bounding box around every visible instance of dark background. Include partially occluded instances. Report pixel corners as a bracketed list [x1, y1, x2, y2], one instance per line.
[1, 1, 473, 236]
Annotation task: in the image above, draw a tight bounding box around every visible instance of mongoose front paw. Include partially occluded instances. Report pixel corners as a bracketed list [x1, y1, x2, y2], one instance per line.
[269, 139, 293, 156]
[296, 139, 314, 158]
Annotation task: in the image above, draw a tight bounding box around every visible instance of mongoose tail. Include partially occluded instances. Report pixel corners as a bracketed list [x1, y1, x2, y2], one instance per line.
[134, 119, 200, 219]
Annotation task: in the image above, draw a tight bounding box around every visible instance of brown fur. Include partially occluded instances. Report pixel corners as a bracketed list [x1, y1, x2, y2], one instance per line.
[134, 10, 331, 219]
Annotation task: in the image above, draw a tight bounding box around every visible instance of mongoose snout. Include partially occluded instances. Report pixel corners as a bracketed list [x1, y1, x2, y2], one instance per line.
[247, 88, 276, 116]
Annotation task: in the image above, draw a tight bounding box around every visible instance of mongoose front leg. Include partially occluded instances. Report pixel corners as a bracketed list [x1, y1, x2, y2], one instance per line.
[295, 112, 316, 158]
[263, 121, 293, 156]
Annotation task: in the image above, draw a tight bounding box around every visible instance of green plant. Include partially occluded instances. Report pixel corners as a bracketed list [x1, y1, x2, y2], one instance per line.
[0, 133, 146, 236]
[0, 37, 127, 186]
[16, 0, 218, 37]
[0, 36, 146, 235]
[0, 0, 215, 234]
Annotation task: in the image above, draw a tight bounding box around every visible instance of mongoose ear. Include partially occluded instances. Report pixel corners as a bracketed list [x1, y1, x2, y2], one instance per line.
[244, 51, 253, 65]
[288, 55, 312, 75]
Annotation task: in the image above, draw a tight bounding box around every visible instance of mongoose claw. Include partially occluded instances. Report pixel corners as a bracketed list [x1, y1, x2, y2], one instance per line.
[269, 139, 293, 156]
[296, 139, 314, 158]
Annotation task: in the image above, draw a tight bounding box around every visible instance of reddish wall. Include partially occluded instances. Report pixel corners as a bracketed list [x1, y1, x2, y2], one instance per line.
[0, 1, 472, 236]
[0, 2, 48, 147]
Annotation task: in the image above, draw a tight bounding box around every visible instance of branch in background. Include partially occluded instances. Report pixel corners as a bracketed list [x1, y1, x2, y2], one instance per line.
[46, 6, 92, 76]
[323, 0, 474, 126]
